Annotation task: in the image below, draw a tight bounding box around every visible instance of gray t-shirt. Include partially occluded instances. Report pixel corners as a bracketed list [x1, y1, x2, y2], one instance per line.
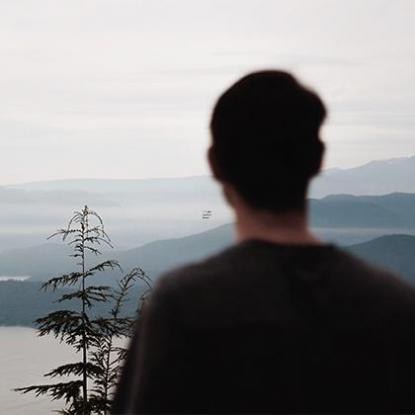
[113, 240, 415, 414]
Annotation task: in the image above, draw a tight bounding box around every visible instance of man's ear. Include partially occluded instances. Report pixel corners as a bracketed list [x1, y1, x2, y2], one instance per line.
[207, 146, 222, 180]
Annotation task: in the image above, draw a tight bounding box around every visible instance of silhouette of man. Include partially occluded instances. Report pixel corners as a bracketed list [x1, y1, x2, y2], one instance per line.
[113, 71, 415, 414]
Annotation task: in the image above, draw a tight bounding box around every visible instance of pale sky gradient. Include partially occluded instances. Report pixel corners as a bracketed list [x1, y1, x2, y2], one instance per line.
[1, 0, 414, 184]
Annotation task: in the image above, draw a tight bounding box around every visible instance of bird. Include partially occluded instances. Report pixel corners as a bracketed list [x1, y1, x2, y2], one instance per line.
[202, 210, 212, 219]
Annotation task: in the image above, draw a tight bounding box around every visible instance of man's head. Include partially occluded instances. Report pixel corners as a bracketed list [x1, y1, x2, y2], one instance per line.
[209, 70, 326, 214]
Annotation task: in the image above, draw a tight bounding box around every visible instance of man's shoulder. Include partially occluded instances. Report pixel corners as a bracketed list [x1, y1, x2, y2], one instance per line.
[326, 247, 415, 317]
[145, 244, 251, 325]
[154, 241, 415, 294]
[150, 241, 415, 323]
[154, 243, 243, 294]
[334, 246, 413, 291]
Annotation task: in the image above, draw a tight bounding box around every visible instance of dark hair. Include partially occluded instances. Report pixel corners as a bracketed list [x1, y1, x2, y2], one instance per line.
[210, 70, 326, 213]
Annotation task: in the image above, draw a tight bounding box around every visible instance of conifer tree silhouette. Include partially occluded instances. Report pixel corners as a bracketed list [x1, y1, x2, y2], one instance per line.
[14, 206, 148, 414]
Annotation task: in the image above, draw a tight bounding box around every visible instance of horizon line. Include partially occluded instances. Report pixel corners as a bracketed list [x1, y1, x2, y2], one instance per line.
[2, 154, 415, 188]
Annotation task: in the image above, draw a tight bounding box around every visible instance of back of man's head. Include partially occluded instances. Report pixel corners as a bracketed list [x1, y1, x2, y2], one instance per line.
[210, 70, 327, 213]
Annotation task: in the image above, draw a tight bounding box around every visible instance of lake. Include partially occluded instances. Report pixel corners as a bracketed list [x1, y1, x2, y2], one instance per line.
[0, 326, 128, 414]
[0, 276, 30, 282]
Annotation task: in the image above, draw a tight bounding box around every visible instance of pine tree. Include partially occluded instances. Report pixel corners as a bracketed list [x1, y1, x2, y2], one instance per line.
[15, 206, 121, 415]
[89, 267, 152, 414]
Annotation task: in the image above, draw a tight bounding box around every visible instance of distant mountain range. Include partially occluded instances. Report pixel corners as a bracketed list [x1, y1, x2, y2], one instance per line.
[0, 224, 234, 283]
[1, 227, 414, 327]
[1, 221, 414, 286]
[0, 280, 142, 327]
[125, 228, 415, 285]
[0, 190, 414, 258]
[0, 154, 414, 251]
[310, 192, 415, 228]
[0, 176, 230, 252]
[2, 154, 415, 326]
[310, 155, 415, 197]
[8, 154, 415, 197]
[6, 176, 214, 194]
[348, 234, 415, 281]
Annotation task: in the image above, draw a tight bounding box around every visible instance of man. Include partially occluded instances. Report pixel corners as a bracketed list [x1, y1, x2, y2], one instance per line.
[113, 71, 415, 414]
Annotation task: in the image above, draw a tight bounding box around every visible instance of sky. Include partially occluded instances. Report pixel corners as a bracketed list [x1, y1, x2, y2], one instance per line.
[0, 0, 414, 184]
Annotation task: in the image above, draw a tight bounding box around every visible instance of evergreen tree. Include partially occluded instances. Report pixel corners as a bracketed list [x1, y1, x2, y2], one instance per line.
[15, 206, 121, 414]
[89, 267, 152, 414]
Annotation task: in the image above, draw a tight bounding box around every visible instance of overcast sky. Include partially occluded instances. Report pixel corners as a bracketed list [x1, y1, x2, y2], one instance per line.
[0, 0, 414, 184]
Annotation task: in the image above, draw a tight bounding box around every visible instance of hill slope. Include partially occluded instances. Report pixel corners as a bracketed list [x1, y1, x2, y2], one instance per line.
[311, 155, 415, 197]
[1, 224, 414, 285]
[0, 224, 235, 283]
[310, 193, 415, 228]
[9, 154, 415, 198]
[2, 154, 415, 251]
[2, 231, 415, 327]
[347, 234, 415, 282]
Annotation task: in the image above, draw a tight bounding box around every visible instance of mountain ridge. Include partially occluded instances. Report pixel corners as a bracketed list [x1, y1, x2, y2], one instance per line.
[1, 231, 415, 327]
[1, 223, 414, 284]
[5, 154, 415, 196]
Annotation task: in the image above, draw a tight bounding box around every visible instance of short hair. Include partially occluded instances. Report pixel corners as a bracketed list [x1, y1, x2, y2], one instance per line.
[210, 70, 326, 213]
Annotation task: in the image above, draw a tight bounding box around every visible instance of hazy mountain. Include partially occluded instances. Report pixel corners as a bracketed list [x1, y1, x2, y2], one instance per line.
[2, 189, 413, 257]
[348, 234, 415, 283]
[7, 176, 216, 195]
[8, 155, 415, 197]
[114, 223, 234, 278]
[310, 193, 415, 228]
[2, 154, 415, 251]
[0, 224, 234, 283]
[0, 176, 231, 251]
[1, 220, 414, 285]
[311, 155, 415, 197]
[0, 244, 74, 280]
[0, 280, 142, 327]
[2, 230, 415, 327]
[0, 224, 233, 283]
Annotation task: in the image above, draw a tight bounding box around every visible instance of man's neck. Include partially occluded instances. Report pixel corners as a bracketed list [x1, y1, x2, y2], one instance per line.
[235, 208, 320, 245]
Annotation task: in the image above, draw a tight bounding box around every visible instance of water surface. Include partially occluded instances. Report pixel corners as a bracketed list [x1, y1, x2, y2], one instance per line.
[1, 326, 78, 414]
